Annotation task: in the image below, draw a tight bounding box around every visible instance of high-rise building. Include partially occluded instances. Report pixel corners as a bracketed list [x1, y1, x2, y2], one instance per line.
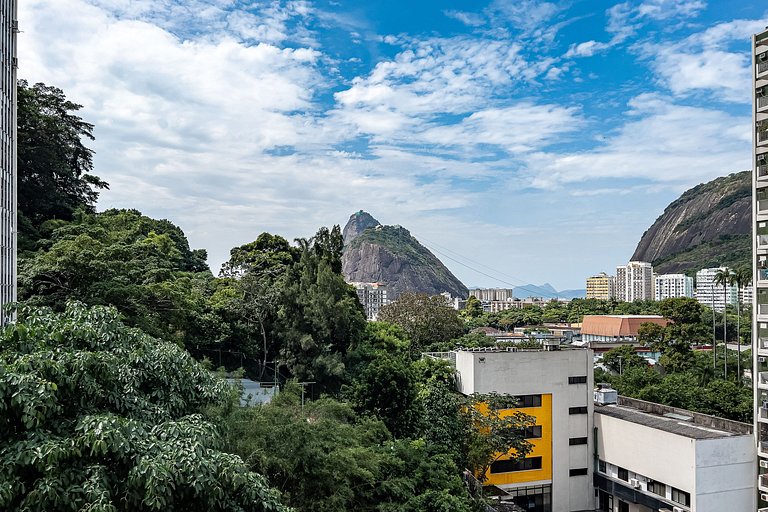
[654, 273, 694, 301]
[615, 262, 653, 302]
[0, 1, 16, 326]
[468, 288, 514, 302]
[754, 27, 768, 512]
[349, 282, 389, 321]
[586, 272, 615, 300]
[695, 267, 738, 312]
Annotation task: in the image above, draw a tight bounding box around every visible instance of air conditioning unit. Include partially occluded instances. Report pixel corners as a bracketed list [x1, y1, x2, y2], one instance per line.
[762, 493, 768, 502]
[761, 357, 767, 363]
[672, 507, 685, 512]
[761, 460, 768, 469]
[629, 478, 641, 489]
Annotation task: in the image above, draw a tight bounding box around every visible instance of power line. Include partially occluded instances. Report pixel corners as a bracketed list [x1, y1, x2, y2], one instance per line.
[420, 242, 562, 300]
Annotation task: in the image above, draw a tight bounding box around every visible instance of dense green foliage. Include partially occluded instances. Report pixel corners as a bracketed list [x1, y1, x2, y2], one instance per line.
[17, 80, 109, 248]
[0, 303, 288, 511]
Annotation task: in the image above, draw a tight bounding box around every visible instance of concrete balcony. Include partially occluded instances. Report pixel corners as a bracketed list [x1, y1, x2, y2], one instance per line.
[761, 441, 768, 458]
[760, 373, 768, 390]
[761, 60, 768, 77]
[760, 130, 768, 145]
[760, 163, 768, 180]
[760, 95, 768, 111]
[758, 406, 768, 423]
[759, 268, 768, 282]
[759, 304, 768, 317]
[757, 337, 768, 355]
[760, 473, 768, 492]
[759, 235, 768, 249]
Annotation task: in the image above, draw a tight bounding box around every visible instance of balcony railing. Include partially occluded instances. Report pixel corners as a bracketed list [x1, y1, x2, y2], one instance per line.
[759, 304, 768, 316]
[760, 373, 768, 388]
[760, 235, 768, 247]
[758, 337, 768, 351]
[761, 473, 768, 489]
[762, 441, 768, 455]
[760, 164, 768, 179]
[761, 96, 768, 109]
[760, 268, 768, 281]
[760, 200, 768, 213]
[760, 130, 768, 143]
[760, 60, 768, 75]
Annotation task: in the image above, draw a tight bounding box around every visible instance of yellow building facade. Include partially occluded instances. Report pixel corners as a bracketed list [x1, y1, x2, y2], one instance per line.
[484, 394, 553, 486]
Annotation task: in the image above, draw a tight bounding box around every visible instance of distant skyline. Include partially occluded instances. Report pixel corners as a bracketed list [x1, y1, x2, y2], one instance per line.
[18, 0, 768, 290]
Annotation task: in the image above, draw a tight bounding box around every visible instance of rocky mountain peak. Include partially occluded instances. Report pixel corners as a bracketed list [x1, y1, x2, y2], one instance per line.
[343, 210, 381, 244]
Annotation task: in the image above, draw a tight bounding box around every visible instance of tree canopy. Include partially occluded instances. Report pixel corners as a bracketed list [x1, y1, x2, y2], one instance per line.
[0, 302, 288, 512]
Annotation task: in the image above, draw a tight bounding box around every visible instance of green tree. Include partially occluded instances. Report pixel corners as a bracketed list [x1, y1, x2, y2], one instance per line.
[731, 266, 751, 383]
[464, 393, 535, 483]
[219, 233, 299, 278]
[378, 293, 465, 357]
[714, 268, 734, 379]
[0, 302, 287, 512]
[461, 296, 483, 319]
[17, 80, 109, 247]
[602, 345, 647, 374]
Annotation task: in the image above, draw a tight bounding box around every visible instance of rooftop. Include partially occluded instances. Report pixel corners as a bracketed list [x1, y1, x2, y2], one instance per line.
[595, 395, 751, 440]
[581, 315, 669, 336]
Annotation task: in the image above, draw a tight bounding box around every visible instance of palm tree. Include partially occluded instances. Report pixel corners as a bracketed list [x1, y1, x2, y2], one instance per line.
[714, 267, 734, 380]
[731, 266, 752, 385]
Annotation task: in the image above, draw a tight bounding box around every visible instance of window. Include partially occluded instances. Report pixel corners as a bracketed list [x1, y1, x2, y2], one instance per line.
[647, 480, 666, 497]
[672, 487, 690, 506]
[569, 406, 588, 414]
[617, 467, 628, 481]
[490, 456, 543, 473]
[568, 375, 587, 384]
[618, 501, 629, 512]
[569, 468, 588, 476]
[512, 394, 542, 408]
[520, 425, 543, 439]
[598, 460, 606, 473]
[569, 437, 588, 445]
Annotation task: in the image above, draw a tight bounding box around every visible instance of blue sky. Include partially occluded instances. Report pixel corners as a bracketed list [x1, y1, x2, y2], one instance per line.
[18, 0, 768, 291]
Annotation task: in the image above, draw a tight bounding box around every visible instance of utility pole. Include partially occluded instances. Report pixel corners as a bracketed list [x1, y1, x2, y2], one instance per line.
[711, 284, 716, 370]
[298, 381, 316, 409]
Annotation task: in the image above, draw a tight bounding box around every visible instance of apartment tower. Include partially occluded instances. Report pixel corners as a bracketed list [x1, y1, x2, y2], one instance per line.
[615, 262, 653, 302]
[586, 272, 615, 300]
[654, 273, 693, 301]
[753, 27, 768, 512]
[0, 1, 16, 325]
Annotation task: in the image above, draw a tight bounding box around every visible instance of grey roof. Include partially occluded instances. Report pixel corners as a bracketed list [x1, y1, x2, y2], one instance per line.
[596, 404, 746, 440]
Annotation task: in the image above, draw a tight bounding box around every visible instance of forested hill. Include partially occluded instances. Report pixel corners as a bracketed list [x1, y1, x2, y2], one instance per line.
[341, 211, 468, 299]
[631, 171, 751, 274]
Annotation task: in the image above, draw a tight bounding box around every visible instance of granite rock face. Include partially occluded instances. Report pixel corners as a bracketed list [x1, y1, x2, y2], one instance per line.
[631, 171, 750, 274]
[341, 212, 468, 299]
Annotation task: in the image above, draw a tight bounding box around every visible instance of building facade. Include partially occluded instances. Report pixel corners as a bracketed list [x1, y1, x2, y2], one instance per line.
[579, 315, 669, 353]
[754, 27, 768, 512]
[587, 272, 615, 300]
[0, 1, 16, 326]
[654, 273, 694, 301]
[615, 262, 653, 302]
[695, 267, 738, 312]
[468, 288, 514, 302]
[349, 282, 389, 321]
[595, 394, 754, 512]
[449, 348, 594, 512]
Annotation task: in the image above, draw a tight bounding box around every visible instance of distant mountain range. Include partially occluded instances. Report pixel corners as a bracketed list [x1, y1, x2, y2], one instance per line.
[513, 283, 585, 300]
[341, 211, 468, 299]
[631, 171, 750, 274]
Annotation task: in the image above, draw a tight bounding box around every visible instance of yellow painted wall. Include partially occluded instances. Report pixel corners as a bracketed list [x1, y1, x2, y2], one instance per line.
[483, 393, 552, 486]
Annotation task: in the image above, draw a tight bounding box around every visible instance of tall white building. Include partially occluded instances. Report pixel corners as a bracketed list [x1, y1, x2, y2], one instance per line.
[753, 27, 768, 512]
[468, 288, 514, 302]
[695, 268, 738, 312]
[0, 1, 16, 326]
[615, 262, 653, 302]
[349, 282, 389, 321]
[654, 273, 694, 301]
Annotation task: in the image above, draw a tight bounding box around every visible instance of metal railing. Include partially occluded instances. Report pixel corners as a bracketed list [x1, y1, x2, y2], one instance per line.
[760, 60, 768, 75]
[760, 130, 768, 143]
[759, 164, 768, 179]
[761, 96, 768, 109]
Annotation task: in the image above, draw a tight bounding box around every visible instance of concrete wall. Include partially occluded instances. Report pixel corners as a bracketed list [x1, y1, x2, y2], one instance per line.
[454, 349, 593, 512]
[694, 436, 755, 512]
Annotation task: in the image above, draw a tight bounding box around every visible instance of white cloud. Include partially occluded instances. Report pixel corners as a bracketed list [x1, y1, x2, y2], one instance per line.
[443, 10, 485, 27]
[524, 93, 750, 189]
[648, 18, 767, 102]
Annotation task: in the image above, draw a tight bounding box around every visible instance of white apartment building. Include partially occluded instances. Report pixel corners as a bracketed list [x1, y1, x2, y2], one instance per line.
[695, 268, 738, 312]
[468, 288, 514, 302]
[449, 348, 594, 512]
[594, 393, 755, 512]
[755, 28, 768, 512]
[654, 274, 694, 301]
[349, 282, 389, 321]
[615, 262, 653, 302]
[0, 1, 16, 325]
